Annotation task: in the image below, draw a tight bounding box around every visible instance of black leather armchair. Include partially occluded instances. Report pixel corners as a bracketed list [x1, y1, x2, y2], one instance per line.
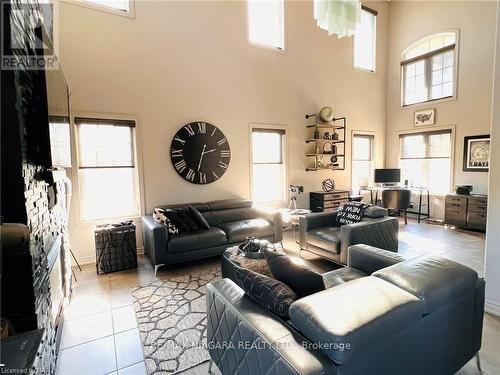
[299, 207, 399, 265]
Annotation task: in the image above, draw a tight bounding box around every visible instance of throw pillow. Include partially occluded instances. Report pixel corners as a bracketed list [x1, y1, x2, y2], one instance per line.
[234, 266, 296, 318]
[152, 208, 179, 234]
[188, 206, 210, 230]
[164, 209, 190, 233]
[335, 201, 368, 226]
[264, 249, 325, 297]
[176, 208, 199, 232]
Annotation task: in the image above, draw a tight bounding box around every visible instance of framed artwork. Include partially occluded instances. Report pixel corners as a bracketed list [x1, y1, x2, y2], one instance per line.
[463, 135, 490, 172]
[414, 109, 435, 127]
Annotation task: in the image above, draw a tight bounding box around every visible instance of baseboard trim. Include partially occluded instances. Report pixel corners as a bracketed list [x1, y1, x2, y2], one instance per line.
[75, 247, 145, 266]
[485, 300, 500, 316]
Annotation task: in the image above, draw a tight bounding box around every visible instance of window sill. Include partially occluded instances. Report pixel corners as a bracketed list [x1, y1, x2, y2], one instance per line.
[402, 95, 456, 109]
[247, 41, 286, 55]
[80, 213, 141, 226]
[62, 0, 135, 19]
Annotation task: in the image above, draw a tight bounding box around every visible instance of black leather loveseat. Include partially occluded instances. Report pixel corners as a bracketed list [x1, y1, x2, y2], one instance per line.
[142, 199, 282, 274]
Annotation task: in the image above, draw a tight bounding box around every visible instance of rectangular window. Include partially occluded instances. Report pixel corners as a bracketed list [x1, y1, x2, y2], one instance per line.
[247, 0, 284, 50]
[399, 129, 452, 195]
[76, 117, 140, 221]
[353, 6, 377, 71]
[352, 133, 374, 193]
[84, 0, 130, 12]
[251, 128, 286, 203]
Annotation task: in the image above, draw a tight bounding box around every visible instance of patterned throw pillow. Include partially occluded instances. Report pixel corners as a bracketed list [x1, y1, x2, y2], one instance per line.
[152, 208, 179, 234]
[335, 201, 368, 226]
[234, 266, 297, 318]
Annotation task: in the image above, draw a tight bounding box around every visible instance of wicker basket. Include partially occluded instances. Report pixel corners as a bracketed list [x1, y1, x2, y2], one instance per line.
[95, 221, 137, 274]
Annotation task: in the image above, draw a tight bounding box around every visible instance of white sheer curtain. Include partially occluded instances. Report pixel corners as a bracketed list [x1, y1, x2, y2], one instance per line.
[313, 0, 361, 38]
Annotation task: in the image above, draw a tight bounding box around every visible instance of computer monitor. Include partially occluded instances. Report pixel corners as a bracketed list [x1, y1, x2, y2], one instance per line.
[374, 169, 401, 185]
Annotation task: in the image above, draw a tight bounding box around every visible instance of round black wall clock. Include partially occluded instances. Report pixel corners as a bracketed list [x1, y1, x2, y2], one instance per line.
[170, 122, 231, 184]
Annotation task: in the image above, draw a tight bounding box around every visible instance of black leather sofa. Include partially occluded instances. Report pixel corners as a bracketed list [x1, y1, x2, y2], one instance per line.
[207, 245, 485, 375]
[299, 206, 399, 265]
[142, 199, 283, 274]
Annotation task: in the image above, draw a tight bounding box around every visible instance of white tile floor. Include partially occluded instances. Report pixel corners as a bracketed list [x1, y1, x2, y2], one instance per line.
[56, 219, 499, 375]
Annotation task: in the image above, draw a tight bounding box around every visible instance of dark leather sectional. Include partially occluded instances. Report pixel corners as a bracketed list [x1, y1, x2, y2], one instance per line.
[142, 199, 283, 274]
[207, 244, 485, 375]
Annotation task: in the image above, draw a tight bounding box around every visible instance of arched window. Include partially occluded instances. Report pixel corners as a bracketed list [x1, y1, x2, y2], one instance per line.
[401, 31, 458, 106]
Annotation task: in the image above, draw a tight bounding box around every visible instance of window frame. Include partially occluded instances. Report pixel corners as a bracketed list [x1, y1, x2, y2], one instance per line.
[63, 0, 135, 19]
[248, 123, 288, 205]
[353, 5, 377, 73]
[74, 115, 143, 223]
[246, 0, 285, 53]
[351, 131, 375, 192]
[400, 30, 460, 108]
[397, 126, 456, 195]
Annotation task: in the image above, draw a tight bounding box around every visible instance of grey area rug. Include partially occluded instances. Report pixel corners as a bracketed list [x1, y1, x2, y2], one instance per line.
[132, 268, 221, 374]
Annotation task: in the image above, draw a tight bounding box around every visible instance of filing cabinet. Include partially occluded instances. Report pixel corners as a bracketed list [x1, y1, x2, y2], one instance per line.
[445, 194, 487, 231]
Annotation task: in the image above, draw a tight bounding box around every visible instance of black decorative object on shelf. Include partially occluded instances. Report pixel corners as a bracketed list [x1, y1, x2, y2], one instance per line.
[322, 179, 336, 192]
[171, 122, 231, 184]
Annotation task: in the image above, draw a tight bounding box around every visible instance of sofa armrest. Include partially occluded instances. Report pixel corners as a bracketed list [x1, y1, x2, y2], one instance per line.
[299, 212, 337, 250]
[141, 216, 168, 267]
[347, 244, 406, 275]
[339, 217, 399, 265]
[207, 279, 336, 375]
[254, 208, 283, 242]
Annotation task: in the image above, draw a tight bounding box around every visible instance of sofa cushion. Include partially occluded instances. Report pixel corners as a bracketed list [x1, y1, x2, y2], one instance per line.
[264, 248, 325, 297]
[373, 255, 478, 315]
[322, 267, 367, 289]
[188, 206, 210, 230]
[217, 219, 274, 243]
[289, 276, 423, 364]
[306, 227, 340, 254]
[177, 207, 199, 231]
[164, 209, 190, 233]
[168, 227, 227, 253]
[363, 205, 387, 218]
[208, 199, 253, 211]
[234, 266, 297, 318]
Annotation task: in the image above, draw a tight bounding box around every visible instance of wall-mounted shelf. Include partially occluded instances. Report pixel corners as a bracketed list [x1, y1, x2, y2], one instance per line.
[305, 116, 346, 171]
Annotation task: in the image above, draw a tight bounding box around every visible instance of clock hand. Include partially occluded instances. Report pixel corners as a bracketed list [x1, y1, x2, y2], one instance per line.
[198, 144, 206, 172]
[203, 149, 216, 154]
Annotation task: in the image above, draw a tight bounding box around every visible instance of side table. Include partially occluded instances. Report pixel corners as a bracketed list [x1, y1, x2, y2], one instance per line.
[281, 208, 312, 243]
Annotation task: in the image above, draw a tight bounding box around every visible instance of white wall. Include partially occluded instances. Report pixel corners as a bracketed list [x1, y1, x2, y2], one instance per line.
[385, 1, 497, 219]
[58, 0, 389, 263]
[485, 1, 500, 317]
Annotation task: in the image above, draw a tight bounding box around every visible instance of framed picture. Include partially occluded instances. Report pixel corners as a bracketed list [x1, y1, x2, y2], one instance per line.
[414, 109, 435, 127]
[463, 135, 490, 172]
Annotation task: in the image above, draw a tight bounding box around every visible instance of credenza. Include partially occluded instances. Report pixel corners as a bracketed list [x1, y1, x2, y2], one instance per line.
[310, 190, 350, 212]
[445, 194, 488, 231]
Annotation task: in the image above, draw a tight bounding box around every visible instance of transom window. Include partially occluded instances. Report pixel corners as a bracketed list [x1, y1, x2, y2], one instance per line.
[399, 129, 452, 195]
[251, 127, 286, 203]
[247, 0, 284, 50]
[353, 6, 377, 72]
[401, 32, 458, 106]
[79, 0, 132, 15]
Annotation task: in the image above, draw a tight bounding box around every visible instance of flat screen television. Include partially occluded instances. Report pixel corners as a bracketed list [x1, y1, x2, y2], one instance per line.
[374, 169, 401, 184]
